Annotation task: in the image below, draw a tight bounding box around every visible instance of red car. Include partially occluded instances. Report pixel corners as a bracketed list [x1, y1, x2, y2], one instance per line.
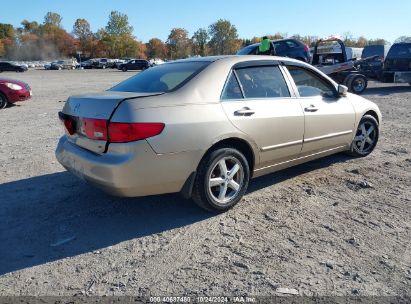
[0, 78, 32, 109]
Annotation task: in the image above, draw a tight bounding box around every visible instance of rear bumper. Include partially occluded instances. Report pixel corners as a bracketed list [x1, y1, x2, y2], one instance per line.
[55, 136, 202, 197]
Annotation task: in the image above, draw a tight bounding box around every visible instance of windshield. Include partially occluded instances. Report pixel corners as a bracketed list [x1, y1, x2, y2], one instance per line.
[110, 61, 210, 93]
[387, 44, 411, 59]
[362, 45, 384, 58]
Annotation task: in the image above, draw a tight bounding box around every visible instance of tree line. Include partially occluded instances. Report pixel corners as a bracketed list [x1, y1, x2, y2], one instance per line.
[0, 11, 408, 61]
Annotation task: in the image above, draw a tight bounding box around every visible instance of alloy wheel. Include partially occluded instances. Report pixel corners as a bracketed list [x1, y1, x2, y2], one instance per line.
[207, 156, 244, 205]
[353, 121, 377, 154]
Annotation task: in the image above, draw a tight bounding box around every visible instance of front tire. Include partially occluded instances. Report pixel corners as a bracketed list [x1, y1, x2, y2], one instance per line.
[122, 67, 127, 72]
[347, 115, 379, 157]
[192, 147, 250, 212]
[0, 93, 8, 109]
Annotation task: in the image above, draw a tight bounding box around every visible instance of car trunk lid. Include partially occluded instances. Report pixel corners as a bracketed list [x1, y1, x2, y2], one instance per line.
[59, 91, 163, 153]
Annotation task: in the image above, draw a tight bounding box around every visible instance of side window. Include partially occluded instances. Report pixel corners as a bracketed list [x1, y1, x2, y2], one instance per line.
[286, 66, 335, 98]
[286, 40, 298, 48]
[274, 42, 287, 53]
[221, 72, 243, 100]
[235, 66, 290, 98]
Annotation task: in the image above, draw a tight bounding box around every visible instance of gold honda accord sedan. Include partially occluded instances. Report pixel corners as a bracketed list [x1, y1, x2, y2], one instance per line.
[56, 55, 381, 211]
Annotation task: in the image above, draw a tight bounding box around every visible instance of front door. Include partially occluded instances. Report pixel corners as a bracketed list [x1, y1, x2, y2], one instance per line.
[284, 65, 356, 154]
[220, 64, 305, 169]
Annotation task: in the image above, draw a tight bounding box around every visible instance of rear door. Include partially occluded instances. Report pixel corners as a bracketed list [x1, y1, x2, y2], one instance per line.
[128, 60, 137, 69]
[220, 61, 304, 168]
[284, 64, 355, 154]
[273, 41, 288, 57]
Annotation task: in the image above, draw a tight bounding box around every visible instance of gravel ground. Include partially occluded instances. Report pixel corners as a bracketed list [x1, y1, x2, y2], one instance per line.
[0, 69, 410, 297]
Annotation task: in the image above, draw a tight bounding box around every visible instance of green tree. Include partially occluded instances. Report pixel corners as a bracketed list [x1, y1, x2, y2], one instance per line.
[342, 32, 356, 47]
[208, 19, 239, 55]
[44, 12, 63, 27]
[192, 28, 209, 56]
[0, 23, 14, 39]
[73, 19, 92, 39]
[105, 11, 133, 35]
[268, 32, 287, 40]
[395, 36, 411, 43]
[100, 11, 136, 58]
[356, 36, 368, 48]
[21, 20, 39, 34]
[73, 18, 94, 56]
[146, 38, 168, 59]
[166, 28, 191, 59]
[368, 38, 389, 45]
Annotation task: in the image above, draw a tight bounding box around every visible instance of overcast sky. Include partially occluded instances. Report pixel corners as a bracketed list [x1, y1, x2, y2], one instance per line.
[1, 0, 409, 43]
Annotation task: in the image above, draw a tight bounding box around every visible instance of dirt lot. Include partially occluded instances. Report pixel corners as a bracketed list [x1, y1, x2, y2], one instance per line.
[0, 69, 410, 297]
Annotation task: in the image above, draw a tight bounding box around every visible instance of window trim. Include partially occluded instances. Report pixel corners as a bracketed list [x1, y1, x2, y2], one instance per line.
[221, 61, 294, 101]
[220, 70, 244, 100]
[282, 63, 338, 98]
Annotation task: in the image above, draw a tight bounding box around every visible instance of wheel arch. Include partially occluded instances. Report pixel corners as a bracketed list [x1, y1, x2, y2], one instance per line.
[206, 137, 256, 175]
[363, 110, 380, 124]
[180, 136, 257, 199]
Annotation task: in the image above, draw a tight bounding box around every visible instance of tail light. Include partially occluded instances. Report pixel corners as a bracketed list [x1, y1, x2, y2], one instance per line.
[58, 112, 164, 143]
[58, 112, 76, 135]
[81, 118, 108, 140]
[108, 122, 165, 143]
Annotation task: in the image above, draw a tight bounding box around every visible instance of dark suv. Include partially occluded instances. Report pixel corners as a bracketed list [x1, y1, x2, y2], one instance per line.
[237, 38, 311, 62]
[118, 59, 150, 72]
[381, 42, 411, 84]
[360, 45, 390, 78]
[0, 61, 28, 72]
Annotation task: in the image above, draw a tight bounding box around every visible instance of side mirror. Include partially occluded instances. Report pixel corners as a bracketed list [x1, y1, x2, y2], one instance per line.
[338, 84, 348, 97]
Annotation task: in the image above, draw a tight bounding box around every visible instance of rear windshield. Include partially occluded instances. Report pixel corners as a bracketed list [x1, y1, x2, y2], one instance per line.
[110, 61, 210, 93]
[387, 44, 411, 59]
[237, 45, 258, 55]
[362, 45, 384, 58]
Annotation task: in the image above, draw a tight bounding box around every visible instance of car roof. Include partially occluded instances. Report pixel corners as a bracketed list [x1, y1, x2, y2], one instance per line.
[167, 55, 302, 66]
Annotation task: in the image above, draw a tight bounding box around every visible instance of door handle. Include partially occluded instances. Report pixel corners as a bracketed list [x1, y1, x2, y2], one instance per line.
[304, 105, 319, 112]
[234, 107, 255, 116]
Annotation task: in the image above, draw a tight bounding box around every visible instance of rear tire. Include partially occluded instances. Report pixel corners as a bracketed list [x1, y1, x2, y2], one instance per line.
[347, 115, 379, 157]
[192, 146, 250, 212]
[0, 93, 8, 109]
[343, 74, 355, 87]
[122, 67, 127, 72]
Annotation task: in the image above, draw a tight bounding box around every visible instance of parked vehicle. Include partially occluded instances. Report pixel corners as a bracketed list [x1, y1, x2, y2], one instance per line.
[0, 61, 28, 72]
[311, 38, 371, 94]
[0, 78, 32, 109]
[237, 38, 311, 62]
[360, 44, 390, 78]
[118, 59, 151, 71]
[80, 59, 95, 69]
[380, 42, 411, 84]
[93, 58, 115, 69]
[56, 55, 381, 212]
[310, 45, 363, 62]
[44, 62, 55, 70]
[50, 59, 77, 70]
